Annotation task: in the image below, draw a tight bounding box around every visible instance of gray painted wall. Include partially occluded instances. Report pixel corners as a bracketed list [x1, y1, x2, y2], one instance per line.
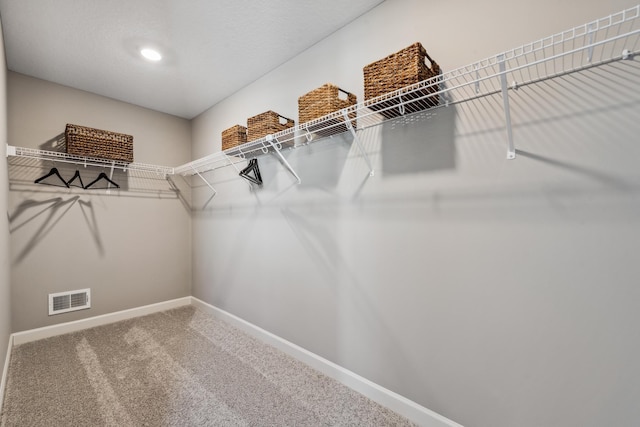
[0, 16, 11, 380]
[7, 72, 192, 332]
[190, 1, 640, 426]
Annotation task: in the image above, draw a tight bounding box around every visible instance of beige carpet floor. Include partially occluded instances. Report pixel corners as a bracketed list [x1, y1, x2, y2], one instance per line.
[1, 305, 416, 426]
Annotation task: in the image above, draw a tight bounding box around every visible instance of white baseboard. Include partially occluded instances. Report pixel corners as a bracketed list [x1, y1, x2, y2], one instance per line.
[12, 297, 192, 346]
[1, 334, 14, 415]
[190, 297, 462, 427]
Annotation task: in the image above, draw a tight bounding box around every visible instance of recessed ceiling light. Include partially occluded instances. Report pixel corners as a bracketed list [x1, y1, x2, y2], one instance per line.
[140, 48, 162, 61]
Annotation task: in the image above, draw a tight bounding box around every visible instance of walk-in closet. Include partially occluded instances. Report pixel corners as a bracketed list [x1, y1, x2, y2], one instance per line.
[0, 1, 639, 426]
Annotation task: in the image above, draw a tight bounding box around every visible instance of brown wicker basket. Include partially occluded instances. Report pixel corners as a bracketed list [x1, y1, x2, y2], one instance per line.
[65, 124, 133, 163]
[363, 42, 441, 119]
[298, 84, 357, 137]
[247, 111, 295, 142]
[222, 125, 247, 151]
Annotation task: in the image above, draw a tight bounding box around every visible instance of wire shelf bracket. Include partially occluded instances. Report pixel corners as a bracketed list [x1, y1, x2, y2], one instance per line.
[266, 134, 301, 184]
[342, 110, 374, 176]
[191, 164, 217, 207]
[497, 54, 516, 160]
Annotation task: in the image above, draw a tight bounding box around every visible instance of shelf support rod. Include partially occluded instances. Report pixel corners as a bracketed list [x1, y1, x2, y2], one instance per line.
[190, 165, 217, 199]
[497, 54, 516, 160]
[266, 135, 301, 184]
[224, 153, 242, 174]
[342, 110, 374, 176]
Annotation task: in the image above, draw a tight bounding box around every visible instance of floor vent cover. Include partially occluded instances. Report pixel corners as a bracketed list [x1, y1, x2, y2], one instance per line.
[48, 289, 91, 315]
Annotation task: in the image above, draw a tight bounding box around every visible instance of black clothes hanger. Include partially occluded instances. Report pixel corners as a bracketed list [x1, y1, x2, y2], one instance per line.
[34, 167, 69, 188]
[84, 172, 120, 189]
[66, 170, 85, 189]
[239, 158, 262, 185]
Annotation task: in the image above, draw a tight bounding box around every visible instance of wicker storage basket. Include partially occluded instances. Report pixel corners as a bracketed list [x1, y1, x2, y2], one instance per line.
[363, 42, 440, 119]
[247, 111, 295, 142]
[298, 83, 357, 137]
[65, 124, 134, 163]
[222, 125, 247, 151]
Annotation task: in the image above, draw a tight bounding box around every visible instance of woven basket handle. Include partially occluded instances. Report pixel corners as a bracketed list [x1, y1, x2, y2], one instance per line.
[424, 52, 441, 75]
[337, 87, 356, 102]
[277, 114, 294, 125]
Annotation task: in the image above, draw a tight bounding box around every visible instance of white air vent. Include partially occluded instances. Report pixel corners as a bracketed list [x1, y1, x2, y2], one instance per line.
[48, 289, 91, 315]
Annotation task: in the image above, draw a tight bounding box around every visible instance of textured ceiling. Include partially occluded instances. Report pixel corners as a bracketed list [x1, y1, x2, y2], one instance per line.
[0, 0, 384, 119]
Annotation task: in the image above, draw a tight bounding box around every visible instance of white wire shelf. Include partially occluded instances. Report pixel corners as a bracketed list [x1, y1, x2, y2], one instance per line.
[175, 4, 639, 176]
[6, 145, 175, 176]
